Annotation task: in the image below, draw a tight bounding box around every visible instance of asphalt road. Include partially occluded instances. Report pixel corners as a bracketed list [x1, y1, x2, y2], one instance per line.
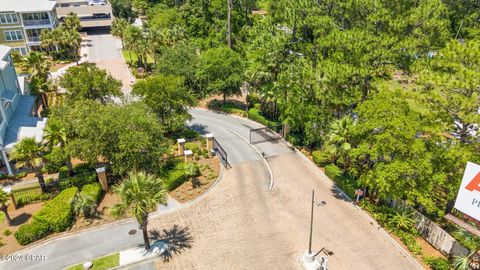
[85, 29, 133, 93]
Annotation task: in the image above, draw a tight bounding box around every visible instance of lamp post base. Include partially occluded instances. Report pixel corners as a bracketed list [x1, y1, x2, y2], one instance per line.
[300, 252, 328, 270]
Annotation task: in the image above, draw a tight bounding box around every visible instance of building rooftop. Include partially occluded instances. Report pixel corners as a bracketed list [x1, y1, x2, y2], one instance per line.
[0, 45, 10, 60]
[0, 0, 57, 13]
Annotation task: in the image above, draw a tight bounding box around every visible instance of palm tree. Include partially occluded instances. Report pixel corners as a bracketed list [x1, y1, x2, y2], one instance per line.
[0, 190, 12, 225]
[22, 51, 51, 83]
[112, 171, 168, 250]
[184, 163, 200, 188]
[324, 116, 355, 167]
[64, 12, 80, 32]
[10, 138, 47, 193]
[43, 121, 73, 176]
[112, 18, 128, 47]
[454, 251, 480, 270]
[73, 193, 97, 218]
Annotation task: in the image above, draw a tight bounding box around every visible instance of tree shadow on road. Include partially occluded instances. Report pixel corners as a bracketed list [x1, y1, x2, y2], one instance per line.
[330, 186, 352, 203]
[149, 224, 193, 262]
[187, 123, 210, 135]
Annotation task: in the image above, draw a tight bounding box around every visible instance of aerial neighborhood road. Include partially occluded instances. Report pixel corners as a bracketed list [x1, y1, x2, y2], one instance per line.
[0, 109, 421, 270]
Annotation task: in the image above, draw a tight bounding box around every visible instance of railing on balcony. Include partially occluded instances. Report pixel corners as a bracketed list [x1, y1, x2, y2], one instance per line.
[23, 19, 51, 26]
[27, 36, 41, 42]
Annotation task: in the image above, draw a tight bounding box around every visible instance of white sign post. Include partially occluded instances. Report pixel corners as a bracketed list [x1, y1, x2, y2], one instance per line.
[454, 162, 480, 222]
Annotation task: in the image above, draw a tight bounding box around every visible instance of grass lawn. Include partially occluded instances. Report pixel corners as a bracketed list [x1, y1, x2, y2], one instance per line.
[0, 212, 4, 224]
[66, 253, 119, 270]
[122, 50, 154, 66]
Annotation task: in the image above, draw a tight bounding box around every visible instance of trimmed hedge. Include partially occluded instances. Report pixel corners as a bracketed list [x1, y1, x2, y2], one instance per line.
[15, 187, 78, 245]
[81, 183, 103, 203]
[14, 221, 50, 245]
[423, 256, 450, 270]
[312, 150, 331, 167]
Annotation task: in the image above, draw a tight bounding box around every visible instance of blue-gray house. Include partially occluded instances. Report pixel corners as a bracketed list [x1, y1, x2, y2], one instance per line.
[0, 45, 47, 174]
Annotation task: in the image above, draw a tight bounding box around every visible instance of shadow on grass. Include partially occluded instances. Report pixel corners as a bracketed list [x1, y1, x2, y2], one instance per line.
[149, 224, 193, 262]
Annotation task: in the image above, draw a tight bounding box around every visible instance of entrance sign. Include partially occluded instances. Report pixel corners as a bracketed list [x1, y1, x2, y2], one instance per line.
[454, 162, 480, 221]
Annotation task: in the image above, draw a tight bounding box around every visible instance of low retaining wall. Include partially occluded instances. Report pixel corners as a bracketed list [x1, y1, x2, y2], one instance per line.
[413, 211, 469, 258]
[390, 200, 469, 258]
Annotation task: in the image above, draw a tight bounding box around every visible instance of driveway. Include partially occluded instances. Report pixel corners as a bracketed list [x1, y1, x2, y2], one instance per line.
[85, 28, 133, 94]
[0, 109, 422, 270]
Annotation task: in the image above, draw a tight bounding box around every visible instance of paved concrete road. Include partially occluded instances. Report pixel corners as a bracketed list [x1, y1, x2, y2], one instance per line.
[85, 29, 133, 93]
[0, 109, 422, 270]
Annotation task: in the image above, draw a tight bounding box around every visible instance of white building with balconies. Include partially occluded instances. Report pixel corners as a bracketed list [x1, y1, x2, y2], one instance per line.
[0, 0, 57, 54]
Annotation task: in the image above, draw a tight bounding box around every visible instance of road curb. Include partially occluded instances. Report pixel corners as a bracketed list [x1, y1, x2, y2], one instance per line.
[226, 128, 274, 190]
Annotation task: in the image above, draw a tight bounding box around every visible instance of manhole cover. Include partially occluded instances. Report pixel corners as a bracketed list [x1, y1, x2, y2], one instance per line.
[128, 229, 137, 235]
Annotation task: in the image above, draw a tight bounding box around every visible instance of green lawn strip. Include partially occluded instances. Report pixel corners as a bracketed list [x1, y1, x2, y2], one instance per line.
[0, 212, 4, 224]
[65, 253, 119, 270]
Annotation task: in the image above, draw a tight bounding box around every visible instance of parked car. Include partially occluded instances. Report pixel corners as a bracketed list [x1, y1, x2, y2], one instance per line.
[88, 0, 106, 6]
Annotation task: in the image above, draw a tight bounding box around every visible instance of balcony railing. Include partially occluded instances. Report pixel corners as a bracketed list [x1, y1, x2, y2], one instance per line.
[23, 19, 51, 26]
[27, 36, 41, 42]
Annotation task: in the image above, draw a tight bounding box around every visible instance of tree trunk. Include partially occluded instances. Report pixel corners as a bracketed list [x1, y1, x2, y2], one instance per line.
[66, 156, 74, 177]
[1, 207, 12, 225]
[139, 213, 150, 250]
[227, 0, 233, 48]
[223, 93, 227, 103]
[36, 170, 46, 193]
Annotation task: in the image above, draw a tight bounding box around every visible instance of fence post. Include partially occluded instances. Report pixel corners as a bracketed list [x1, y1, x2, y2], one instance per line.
[283, 124, 290, 138]
[205, 134, 214, 152]
[9, 190, 17, 210]
[96, 167, 108, 191]
[184, 150, 193, 162]
[177, 138, 186, 155]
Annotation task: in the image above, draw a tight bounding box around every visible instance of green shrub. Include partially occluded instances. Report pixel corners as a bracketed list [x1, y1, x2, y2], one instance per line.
[312, 150, 331, 167]
[44, 148, 67, 174]
[423, 256, 451, 270]
[14, 221, 50, 245]
[34, 187, 78, 233]
[185, 142, 201, 156]
[324, 164, 342, 180]
[397, 231, 422, 255]
[15, 172, 27, 178]
[3, 229, 12, 236]
[59, 173, 97, 190]
[81, 183, 103, 203]
[246, 93, 260, 107]
[247, 108, 273, 126]
[286, 133, 303, 146]
[166, 170, 187, 191]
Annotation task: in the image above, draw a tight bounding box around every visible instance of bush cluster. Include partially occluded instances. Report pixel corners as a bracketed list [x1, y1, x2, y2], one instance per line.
[423, 256, 451, 270]
[14, 187, 78, 245]
[312, 150, 331, 167]
[247, 108, 274, 127]
[165, 163, 188, 191]
[81, 183, 104, 203]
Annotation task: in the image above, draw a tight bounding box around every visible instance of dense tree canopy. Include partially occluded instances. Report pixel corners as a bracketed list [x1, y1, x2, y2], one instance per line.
[50, 100, 168, 175]
[59, 63, 122, 104]
[110, 0, 480, 217]
[132, 74, 197, 132]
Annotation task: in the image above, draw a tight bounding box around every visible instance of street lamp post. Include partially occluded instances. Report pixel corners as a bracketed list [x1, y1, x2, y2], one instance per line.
[304, 189, 326, 264]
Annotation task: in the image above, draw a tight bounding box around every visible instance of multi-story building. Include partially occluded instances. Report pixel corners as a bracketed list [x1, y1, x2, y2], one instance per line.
[0, 0, 57, 55]
[55, 0, 113, 29]
[0, 45, 47, 174]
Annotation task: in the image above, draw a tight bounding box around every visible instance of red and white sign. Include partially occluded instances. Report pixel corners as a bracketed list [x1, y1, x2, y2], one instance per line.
[454, 162, 480, 221]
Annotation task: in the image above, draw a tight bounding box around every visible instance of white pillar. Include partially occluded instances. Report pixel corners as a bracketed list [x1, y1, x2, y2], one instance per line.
[1, 147, 13, 176]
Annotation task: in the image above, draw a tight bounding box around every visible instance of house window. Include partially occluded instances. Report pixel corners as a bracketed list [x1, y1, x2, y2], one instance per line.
[12, 47, 27, 56]
[0, 14, 19, 24]
[4, 30, 23, 41]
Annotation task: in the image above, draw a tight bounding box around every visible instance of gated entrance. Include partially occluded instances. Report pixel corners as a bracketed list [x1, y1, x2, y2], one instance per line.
[213, 137, 230, 169]
[249, 124, 284, 144]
